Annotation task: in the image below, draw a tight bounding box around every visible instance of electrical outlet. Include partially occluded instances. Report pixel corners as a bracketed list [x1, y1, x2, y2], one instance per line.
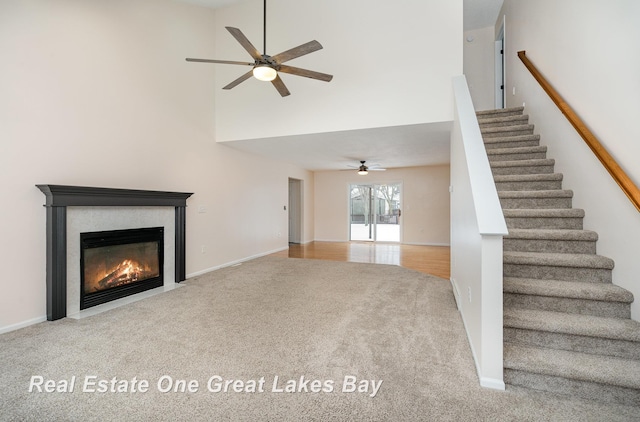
[201, 246, 206, 254]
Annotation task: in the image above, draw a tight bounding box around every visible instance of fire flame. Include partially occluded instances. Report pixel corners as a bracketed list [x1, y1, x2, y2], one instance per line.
[95, 259, 154, 291]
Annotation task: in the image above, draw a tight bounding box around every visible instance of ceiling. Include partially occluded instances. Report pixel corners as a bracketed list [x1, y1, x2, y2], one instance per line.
[222, 122, 452, 171]
[175, 0, 503, 172]
[177, 0, 504, 29]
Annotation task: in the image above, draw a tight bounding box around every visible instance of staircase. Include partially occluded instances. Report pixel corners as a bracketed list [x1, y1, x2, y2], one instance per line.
[477, 106, 640, 406]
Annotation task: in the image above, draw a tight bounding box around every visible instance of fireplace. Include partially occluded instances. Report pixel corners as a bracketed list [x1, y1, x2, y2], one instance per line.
[80, 227, 164, 309]
[37, 185, 193, 320]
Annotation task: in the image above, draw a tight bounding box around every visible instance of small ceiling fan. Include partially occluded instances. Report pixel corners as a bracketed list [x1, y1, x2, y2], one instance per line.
[347, 161, 387, 175]
[185, 0, 333, 97]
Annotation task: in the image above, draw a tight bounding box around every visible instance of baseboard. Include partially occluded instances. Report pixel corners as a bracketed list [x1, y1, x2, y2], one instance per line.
[0, 315, 47, 335]
[186, 246, 289, 279]
[402, 242, 451, 247]
[450, 277, 461, 309]
[480, 377, 505, 390]
[312, 240, 451, 247]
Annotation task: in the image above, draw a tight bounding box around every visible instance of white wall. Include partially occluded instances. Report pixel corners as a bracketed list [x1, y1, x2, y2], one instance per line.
[463, 26, 496, 111]
[314, 166, 451, 245]
[0, 0, 314, 331]
[213, 0, 463, 141]
[498, 0, 640, 320]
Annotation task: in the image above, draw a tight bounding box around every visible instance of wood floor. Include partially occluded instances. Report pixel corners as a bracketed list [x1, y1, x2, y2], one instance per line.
[271, 241, 450, 279]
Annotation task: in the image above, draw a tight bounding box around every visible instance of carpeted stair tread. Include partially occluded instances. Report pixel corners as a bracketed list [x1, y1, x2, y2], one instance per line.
[503, 209, 585, 230]
[504, 308, 640, 342]
[503, 208, 585, 219]
[490, 158, 555, 169]
[478, 114, 530, 128]
[487, 147, 548, 162]
[483, 134, 541, 149]
[505, 229, 597, 242]
[504, 343, 640, 390]
[494, 173, 563, 183]
[504, 277, 634, 303]
[487, 145, 547, 156]
[481, 124, 535, 136]
[498, 190, 573, 199]
[503, 251, 614, 270]
[476, 106, 524, 118]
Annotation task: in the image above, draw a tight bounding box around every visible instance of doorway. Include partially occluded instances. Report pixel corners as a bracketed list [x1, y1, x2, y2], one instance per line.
[349, 183, 401, 242]
[288, 178, 303, 244]
[495, 16, 506, 109]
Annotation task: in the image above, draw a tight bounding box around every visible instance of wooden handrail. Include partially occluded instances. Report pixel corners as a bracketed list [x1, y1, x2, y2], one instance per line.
[518, 50, 640, 213]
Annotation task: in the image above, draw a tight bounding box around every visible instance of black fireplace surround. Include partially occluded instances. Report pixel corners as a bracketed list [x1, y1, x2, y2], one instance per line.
[37, 185, 193, 321]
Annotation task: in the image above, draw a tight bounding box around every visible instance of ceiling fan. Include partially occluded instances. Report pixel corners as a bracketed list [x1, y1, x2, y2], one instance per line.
[347, 161, 387, 176]
[185, 0, 333, 97]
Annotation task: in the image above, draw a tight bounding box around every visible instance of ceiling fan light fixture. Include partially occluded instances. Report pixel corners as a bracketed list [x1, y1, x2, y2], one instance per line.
[357, 170, 368, 175]
[253, 65, 277, 81]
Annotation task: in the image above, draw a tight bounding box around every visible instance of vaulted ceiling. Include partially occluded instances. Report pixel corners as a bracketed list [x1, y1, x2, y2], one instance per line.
[174, 0, 503, 171]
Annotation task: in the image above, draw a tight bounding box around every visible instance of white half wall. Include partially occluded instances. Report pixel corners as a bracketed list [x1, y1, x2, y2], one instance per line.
[213, 0, 463, 141]
[450, 75, 507, 389]
[314, 166, 451, 246]
[498, 0, 640, 320]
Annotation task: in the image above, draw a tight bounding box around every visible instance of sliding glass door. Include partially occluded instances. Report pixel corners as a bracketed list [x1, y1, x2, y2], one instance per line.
[349, 184, 401, 242]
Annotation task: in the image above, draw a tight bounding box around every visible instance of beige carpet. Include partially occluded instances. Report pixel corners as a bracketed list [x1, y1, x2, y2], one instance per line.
[1, 256, 638, 421]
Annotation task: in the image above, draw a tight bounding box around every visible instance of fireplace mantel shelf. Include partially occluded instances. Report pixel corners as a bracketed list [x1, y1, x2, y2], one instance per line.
[37, 184, 193, 207]
[37, 185, 193, 321]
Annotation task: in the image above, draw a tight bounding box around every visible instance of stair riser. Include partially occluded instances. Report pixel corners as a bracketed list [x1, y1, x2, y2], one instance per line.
[489, 152, 548, 162]
[500, 197, 572, 209]
[485, 139, 541, 150]
[504, 293, 631, 319]
[504, 217, 584, 230]
[479, 118, 529, 128]
[505, 329, 639, 360]
[504, 369, 640, 407]
[496, 180, 563, 191]
[482, 129, 535, 138]
[491, 165, 555, 176]
[503, 264, 612, 283]
[503, 238, 596, 254]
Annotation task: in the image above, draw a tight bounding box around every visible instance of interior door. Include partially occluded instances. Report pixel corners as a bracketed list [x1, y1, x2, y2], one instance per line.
[349, 184, 400, 242]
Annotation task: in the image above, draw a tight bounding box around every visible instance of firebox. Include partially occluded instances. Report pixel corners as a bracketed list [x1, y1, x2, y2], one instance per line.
[80, 227, 164, 309]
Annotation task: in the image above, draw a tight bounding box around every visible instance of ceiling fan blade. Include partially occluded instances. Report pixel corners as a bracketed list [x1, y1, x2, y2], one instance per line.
[271, 40, 323, 64]
[186, 58, 254, 66]
[271, 75, 291, 97]
[223, 70, 254, 90]
[368, 168, 386, 171]
[226, 27, 263, 61]
[278, 65, 333, 82]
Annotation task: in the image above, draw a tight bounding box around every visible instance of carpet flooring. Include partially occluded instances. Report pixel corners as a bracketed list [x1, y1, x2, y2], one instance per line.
[1, 256, 638, 421]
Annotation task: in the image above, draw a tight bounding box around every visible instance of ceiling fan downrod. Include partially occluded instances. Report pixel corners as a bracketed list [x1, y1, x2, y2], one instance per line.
[263, 0, 267, 55]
